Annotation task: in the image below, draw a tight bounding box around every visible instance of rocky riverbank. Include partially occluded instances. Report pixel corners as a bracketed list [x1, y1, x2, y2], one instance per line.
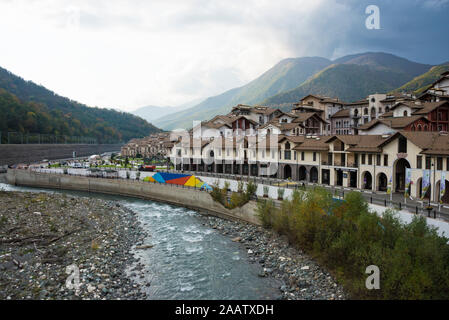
[0, 190, 148, 300]
[200, 215, 347, 300]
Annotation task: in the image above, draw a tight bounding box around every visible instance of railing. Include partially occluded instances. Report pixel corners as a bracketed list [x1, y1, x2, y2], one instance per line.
[163, 168, 449, 222]
[0, 132, 106, 144]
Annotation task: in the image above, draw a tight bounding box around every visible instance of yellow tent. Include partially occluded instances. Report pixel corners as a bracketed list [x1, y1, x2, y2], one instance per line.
[184, 175, 198, 187]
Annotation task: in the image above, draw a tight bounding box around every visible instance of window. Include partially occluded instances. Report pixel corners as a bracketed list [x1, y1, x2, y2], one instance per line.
[398, 136, 407, 153]
[437, 157, 443, 170]
[368, 154, 372, 165]
[354, 109, 359, 116]
[378, 107, 382, 113]
[294, 151, 297, 160]
[364, 108, 368, 115]
[262, 150, 265, 158]
[227, 149, 230, 156]
[284, 150, 291, 160]
[301, 152, 305, 161]
[425, 156, 431, 170]
[376, 154, 381, 166]
[362, 154, 366, 165]
[384, 155, 388, 166]
[184, 149, 187, 155]
[313, 152, 317, 162]
[403, 110, 408, 117]
[417, 156, 422, 169]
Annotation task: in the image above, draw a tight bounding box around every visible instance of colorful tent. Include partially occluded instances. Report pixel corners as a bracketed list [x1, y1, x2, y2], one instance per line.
[143, 172, 211, 190]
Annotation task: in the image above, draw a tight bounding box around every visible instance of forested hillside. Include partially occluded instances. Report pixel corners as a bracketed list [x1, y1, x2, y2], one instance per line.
[0, 67, 161, 143]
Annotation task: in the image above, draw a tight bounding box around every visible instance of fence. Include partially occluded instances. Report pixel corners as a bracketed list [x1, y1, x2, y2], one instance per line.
[0, 132, 100, 144]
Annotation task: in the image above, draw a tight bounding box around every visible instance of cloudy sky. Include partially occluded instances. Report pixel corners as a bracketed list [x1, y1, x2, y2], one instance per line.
[0, 0, 448, 111]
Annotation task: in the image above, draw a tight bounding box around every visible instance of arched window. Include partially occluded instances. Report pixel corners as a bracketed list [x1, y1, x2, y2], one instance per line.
[423, 125, 428, 131]
[364, 108, 368, 115]
[371, 107, 376, 117]
[285, 142, 291, 150]
[403, 110, 408, 117]
[354, 109, 359, 116]
[417, 124, 422, 131]
[385, 106, 390, 112]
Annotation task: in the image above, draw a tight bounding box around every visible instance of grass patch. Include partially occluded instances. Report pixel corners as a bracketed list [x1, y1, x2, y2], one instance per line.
[256, 187, 449, 299]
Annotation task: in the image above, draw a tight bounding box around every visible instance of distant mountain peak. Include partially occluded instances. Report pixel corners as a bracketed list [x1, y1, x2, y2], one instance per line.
[151, 51, 434, 130]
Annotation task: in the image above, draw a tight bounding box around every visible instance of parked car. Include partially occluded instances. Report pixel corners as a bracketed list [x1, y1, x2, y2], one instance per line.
[138, 165, 156, 172]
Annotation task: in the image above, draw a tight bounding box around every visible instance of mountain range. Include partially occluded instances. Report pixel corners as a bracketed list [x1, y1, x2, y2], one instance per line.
[0, 66, 161, 143]
[153, 52, 438, 130]
[131, 97, 204, 123]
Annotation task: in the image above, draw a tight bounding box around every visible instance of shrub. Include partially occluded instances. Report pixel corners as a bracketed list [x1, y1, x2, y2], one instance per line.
[210, 180, 257, 209]
[255, 187, 449, 300]
[277, 188, 285, 200]
[263, 186, 269, 197]
[256, 199, 276, 228]
[246, 181, 257, 199]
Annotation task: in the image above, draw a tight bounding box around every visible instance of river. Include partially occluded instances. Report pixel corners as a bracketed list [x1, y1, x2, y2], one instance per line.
[0, 181, 281, 299]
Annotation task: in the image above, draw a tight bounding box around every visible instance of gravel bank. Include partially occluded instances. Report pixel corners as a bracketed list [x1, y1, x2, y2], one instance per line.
[200, 215, 347, 300]
[0, 190, 148, 300]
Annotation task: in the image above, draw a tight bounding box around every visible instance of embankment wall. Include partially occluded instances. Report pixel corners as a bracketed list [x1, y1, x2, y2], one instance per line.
[6, 169, 261, 225]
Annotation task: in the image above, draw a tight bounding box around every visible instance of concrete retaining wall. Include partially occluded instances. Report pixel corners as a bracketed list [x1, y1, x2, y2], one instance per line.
[6, 169, 261, 225]
[0, 144, 123, 166]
